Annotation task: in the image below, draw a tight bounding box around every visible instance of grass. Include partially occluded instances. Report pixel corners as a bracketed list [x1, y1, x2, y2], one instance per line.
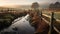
[42, 12, 60, 20]
[42, 12, 60, 34]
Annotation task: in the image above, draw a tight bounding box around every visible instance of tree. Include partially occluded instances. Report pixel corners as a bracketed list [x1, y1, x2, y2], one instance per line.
[55, 2, 60, 8]
[49, 2, 60, 10]
[31, 2, 39, 9]
[49, 4, 54, 10]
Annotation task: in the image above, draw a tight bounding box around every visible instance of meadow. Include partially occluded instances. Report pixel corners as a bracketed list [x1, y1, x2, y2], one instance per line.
[42, 11, 60, 20]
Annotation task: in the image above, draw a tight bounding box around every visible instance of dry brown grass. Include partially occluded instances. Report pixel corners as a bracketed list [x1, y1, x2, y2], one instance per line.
[29, 11, 49, 34]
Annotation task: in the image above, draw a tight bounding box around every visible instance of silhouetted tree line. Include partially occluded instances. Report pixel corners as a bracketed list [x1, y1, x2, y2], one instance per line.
[49, 2, 60, 10]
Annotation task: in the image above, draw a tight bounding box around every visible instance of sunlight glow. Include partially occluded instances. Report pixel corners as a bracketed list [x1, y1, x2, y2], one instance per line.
[0, 0, 59, 6]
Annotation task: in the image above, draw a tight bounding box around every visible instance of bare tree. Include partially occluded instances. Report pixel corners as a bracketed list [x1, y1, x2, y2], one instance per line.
[49, 2, 60, 10]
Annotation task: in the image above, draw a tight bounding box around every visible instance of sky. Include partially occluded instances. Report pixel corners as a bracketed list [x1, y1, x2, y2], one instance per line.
[0, 0, 60, 6]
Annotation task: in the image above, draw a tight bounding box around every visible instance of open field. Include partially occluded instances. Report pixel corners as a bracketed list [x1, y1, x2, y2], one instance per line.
[42, 12, 60, 20]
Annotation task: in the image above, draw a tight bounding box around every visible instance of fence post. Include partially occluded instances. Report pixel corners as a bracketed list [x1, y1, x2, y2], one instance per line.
[40, 11, 42, 22]
[50, 12, 54, 34]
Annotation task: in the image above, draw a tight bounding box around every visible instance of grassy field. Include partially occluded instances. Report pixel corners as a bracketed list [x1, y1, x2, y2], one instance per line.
[42, 12, 60, 20]
[42, 11, 60, 33]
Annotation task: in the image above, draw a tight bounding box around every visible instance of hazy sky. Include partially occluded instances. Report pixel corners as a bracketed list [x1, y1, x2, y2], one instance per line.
[0, 0, 60, 6]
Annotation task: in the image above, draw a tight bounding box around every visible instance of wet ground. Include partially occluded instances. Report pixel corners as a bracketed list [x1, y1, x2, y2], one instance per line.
[0, 14, 35, 34]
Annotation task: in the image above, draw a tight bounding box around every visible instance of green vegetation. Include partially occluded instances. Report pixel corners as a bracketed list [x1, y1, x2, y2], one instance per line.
[0, 7, 28, 31]
[0, 12, 27, 31]
[0, 14, 15, 31]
